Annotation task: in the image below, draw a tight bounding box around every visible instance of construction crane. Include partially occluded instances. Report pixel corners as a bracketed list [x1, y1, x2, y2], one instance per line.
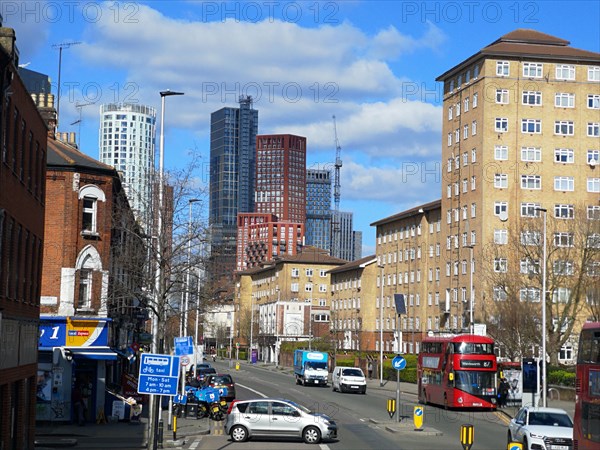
[331, 115, 342, 258]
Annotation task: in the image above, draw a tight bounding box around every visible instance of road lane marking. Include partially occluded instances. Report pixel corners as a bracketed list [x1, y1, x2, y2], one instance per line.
[236, 382, 268, 397]
[189, 439, 200, 449]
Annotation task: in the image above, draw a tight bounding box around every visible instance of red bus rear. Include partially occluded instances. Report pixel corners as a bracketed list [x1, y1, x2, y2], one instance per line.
[418, 334, 498, 409]
[574, 322, 600, 450]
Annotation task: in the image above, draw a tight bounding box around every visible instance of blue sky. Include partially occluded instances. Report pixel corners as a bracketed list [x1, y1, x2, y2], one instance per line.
[5, 1, 600, 255]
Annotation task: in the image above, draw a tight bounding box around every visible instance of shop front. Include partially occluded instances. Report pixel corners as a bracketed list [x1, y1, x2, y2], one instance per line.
[37, 316, 118, 423]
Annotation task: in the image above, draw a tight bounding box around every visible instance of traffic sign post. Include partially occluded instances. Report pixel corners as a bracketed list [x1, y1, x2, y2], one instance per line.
[138, 353, 181, 396]
[174, 336, 193, 356]
[386, 398, 396, 419]
[392, 355, 407, 422]
[413, 406, 424, 431]
[460, 424, 474, 450]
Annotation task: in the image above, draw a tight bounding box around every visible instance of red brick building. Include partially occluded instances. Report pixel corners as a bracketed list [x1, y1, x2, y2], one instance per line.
[236, 212, 305, 271]
[0, 27, 48, 450]
[255, 134, 307, 223]
[38, 135, 145, 423]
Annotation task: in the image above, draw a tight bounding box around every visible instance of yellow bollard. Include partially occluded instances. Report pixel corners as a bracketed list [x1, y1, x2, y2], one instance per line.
[235, 362, 240, 371]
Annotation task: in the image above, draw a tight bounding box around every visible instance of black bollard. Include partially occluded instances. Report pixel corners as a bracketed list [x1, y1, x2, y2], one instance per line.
[157, 419, 164, 449]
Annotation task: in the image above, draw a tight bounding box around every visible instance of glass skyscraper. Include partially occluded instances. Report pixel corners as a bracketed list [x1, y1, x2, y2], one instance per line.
[99, 103, 156, 232]
[209, 96, 258, 280]
[305, 168, 332, 253]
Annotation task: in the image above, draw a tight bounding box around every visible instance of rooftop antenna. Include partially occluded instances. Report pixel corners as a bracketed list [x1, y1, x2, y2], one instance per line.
[52, 41, 81, 129]
[70, 102, 95, 148]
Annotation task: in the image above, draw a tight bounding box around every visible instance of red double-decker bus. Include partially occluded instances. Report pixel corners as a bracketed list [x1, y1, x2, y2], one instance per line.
[574, 322, 600, 450]
[418, 334, 498, 409]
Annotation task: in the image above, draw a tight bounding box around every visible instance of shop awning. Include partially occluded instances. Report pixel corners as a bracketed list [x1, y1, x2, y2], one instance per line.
[67, 346, 118, 360]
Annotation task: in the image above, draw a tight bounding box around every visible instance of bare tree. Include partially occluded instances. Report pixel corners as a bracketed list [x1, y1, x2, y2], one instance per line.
[482, 204, 599, 364]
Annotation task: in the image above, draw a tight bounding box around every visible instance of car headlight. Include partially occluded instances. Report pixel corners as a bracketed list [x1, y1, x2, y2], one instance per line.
[529, 432, 545, 439]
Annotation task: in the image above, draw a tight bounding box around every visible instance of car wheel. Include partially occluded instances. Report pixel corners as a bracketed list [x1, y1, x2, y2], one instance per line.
[506, 431, 512, 446]
[303, 426, 321, 444]
[332, 384, 336, 392]
[523, 437, 528, 450]
[230, 425, 248, 442]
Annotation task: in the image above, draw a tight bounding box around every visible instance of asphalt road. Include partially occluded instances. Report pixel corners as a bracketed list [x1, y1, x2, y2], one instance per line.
[183, 360, 511, 450]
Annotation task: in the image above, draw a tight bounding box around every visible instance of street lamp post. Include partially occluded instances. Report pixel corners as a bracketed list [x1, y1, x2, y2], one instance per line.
[379, 264, 384, 387]
[535, 207, 548, 407]
[149, 89, 183, 450]
[308, 277, 313, 350]
[249, 293, 254, 363]
[275, 287, 280, 367]
[182, 199, 200, 337]
[465, 245, 475, 334]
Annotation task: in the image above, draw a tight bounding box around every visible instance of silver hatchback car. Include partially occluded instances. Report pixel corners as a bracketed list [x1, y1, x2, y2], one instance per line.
[225, 398, 338, 444]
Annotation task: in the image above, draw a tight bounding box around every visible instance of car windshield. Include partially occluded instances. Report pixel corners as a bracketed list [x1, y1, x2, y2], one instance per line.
[454, 371, 496, 396]
[199, 368, 216, 375]
[306, 362, 327, 370]
[211, 375, 232, 384]
[286, 400, 311, 414]
[342, 369, 363, 377]
[528, 412, 573, 427]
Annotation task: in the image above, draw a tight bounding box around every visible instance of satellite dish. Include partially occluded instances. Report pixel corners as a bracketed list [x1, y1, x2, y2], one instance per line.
[589, 159, 598, 167]
[499, 212, 508, 222]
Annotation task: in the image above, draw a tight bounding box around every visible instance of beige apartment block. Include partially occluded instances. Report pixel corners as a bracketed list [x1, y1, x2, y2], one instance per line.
[328, 255, 379, 352]
[433, 29, 600, 362]
[234, 246, 345, 363]
[371, 201, 443, 355]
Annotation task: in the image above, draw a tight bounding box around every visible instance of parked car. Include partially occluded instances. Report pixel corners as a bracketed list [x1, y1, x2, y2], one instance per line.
[507, 406, 573, 450]
[203, 373, 236, 402]
[193, 367, 217, 384]
[331, 366, 367, 394]
[225, 398, 338, 444]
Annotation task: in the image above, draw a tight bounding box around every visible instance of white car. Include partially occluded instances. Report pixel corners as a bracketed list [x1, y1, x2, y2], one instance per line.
[225, 398, 338, 444]
[331, 366, 367, 394]
[507, 406, 573, 450]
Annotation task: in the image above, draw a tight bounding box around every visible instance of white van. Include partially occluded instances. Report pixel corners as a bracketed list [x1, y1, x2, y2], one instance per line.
[331, 366, 367, 394]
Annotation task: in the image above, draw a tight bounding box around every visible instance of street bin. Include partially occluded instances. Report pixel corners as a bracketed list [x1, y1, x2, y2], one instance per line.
[185, 402, 199, 419]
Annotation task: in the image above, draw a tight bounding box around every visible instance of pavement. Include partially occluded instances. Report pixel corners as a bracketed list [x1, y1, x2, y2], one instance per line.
[34, 360, 576, 448]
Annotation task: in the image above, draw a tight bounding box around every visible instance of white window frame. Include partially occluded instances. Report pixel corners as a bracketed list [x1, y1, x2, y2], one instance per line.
[472, 121, 477, 136]
[521, 175, 541, 190]
[473, 93, 478, 107]
[521, 119, 542, 134]
[587, 150, 600, 165]
[554, 121, 574, 136]
[495, 118, 508, 132]
[521, 146, 541, 162]
[588, 205, 600, 220]
[523, 62, 543, 78]
[587, 94, 600, 109]
[589, 66, 600, 82]
[554, 176, 574, 191]
[588, 178, 600, 193]
[520, 287, 541, 302]
[522, 91, 542, 105]
[554, 232, 574, 248]
[495, 145, 508, 160]
[494, 173, 508, 189]
[494, 201, 508, 217]
[555, 64, 575, 80]
[555, 93, 575, 108]
[494, 258, 508, 273]
[554, 148, 574, 164]
[496, 61, 510, 76]
[496, 89, 509, 104]
[521, 202, 541, 217]
[554, 204, 574, 219]
[587, 123, 600, 137]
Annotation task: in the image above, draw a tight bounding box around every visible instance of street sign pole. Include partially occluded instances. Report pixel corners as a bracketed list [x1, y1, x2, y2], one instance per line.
[392, 355, 407, 423]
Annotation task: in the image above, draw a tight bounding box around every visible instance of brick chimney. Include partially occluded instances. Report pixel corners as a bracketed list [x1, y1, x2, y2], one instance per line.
[0, 27, 19, 67]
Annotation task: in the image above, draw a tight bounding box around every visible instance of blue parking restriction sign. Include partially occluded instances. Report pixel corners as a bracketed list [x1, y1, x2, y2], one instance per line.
[174, 336, 193, 356]
[138, 353, 181, 396]
[392, 355, 407, 371]
[508, 444, 523, 450]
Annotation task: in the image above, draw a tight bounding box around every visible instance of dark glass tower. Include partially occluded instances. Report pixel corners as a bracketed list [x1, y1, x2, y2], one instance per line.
[305, 169, 332, 253]
[209, 96, 258, 281]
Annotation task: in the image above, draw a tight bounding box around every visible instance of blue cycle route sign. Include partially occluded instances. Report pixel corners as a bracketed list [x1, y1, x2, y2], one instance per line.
[174, 336, 194, 356]
[138, 353, 180, 396]
[392, 355, 407, 371]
